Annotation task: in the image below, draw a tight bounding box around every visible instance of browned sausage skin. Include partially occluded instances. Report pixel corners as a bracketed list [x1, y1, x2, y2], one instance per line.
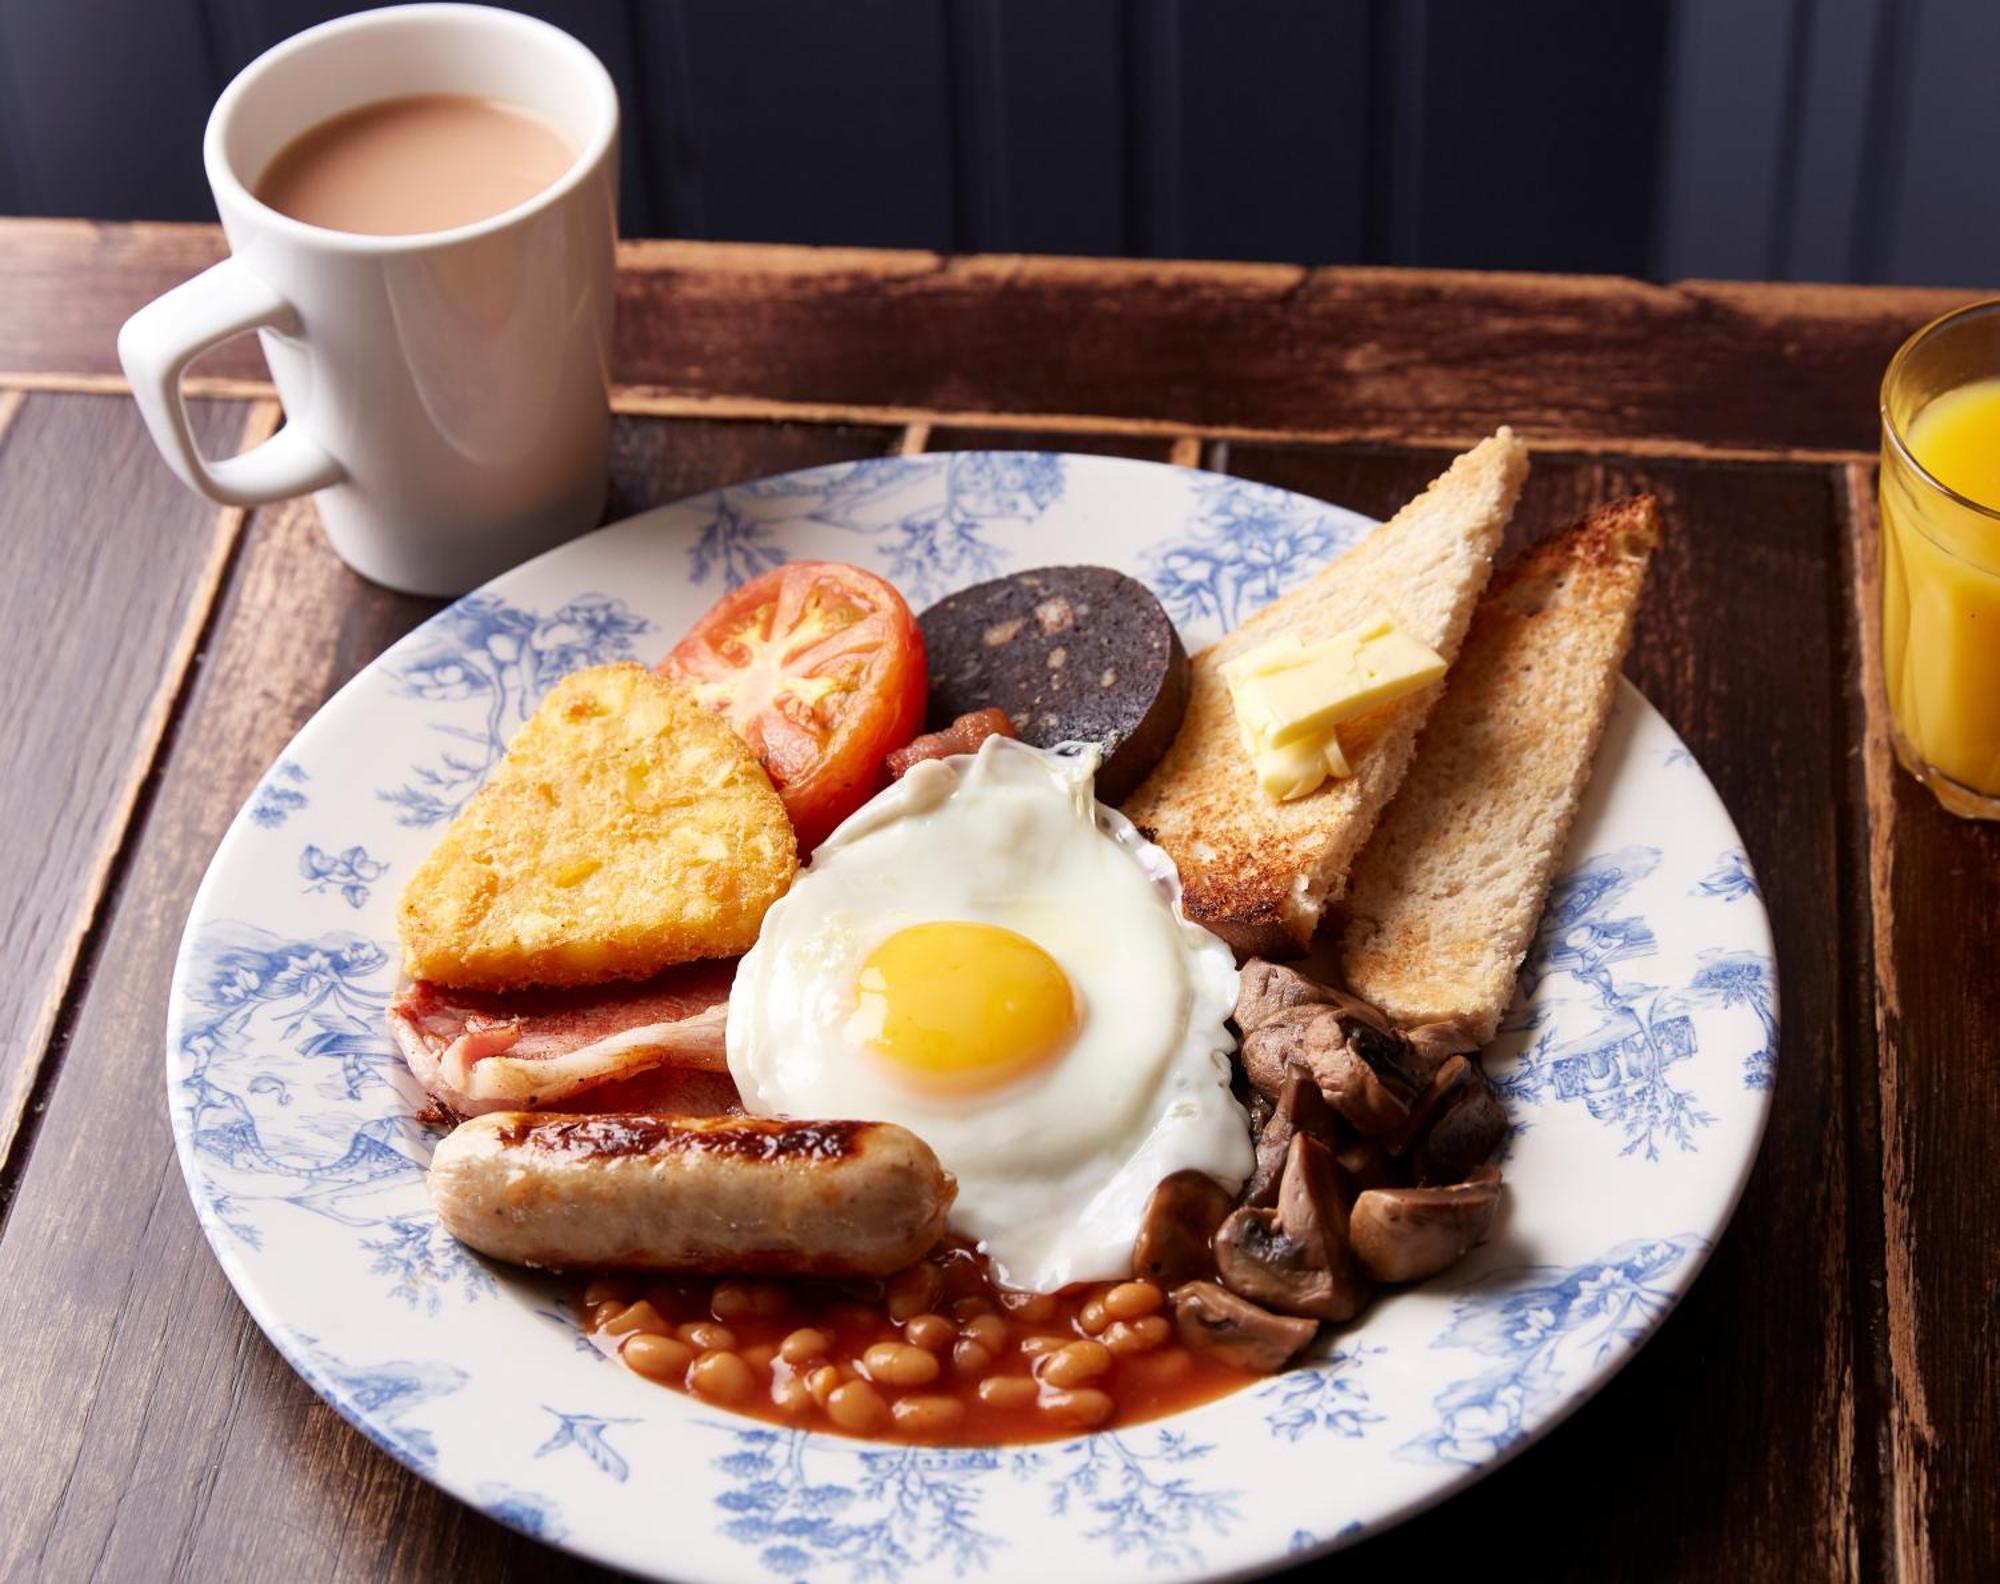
[428, 1112, 956, 1277]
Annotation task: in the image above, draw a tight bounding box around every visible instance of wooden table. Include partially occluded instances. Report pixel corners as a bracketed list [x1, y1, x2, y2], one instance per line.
[0, 218, 1992, 1582]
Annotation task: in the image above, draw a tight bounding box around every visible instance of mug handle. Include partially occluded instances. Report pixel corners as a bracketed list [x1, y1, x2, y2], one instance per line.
[117, 257, 345, 507]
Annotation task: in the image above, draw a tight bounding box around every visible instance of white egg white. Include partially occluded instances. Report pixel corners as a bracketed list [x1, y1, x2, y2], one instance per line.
[727, 735, 1251, 1292]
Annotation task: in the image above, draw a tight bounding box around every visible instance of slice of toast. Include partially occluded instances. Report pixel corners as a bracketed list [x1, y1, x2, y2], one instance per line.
[399, 663, 797, 990]
[1336, 496, 1662, 1042]
[1123, 429, 1530, 956]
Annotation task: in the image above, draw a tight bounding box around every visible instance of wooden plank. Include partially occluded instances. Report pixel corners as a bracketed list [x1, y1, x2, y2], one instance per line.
[0, 222, 1985, 460]
[0, 392, 256, 1179]
[1879, 0, 2000, 288]
[1224, 445, 1862, 1579]
[1655, 0, 1801, 280]
[1847, 465, 2000, 1582]
[1172, 0, 1370, 264]
[633, 1, 955, 248]
[943, 0, 1126, 256]
[921, 425, 1178, 462]
[606, 415, 897, 519]
[0, 0, 218, 221]
[0, 416, 886, 1580]
[1405, 0, 1671, 276]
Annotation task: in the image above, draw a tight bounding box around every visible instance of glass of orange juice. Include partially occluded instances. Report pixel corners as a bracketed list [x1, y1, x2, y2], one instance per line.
[1880, 299, 2000, 819]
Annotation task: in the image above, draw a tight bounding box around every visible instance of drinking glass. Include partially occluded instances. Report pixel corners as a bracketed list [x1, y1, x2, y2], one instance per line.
[1878, 299, 2000, 819]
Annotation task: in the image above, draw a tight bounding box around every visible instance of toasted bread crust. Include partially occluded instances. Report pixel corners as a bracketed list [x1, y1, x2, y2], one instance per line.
[1122, 430, 1530, 955]
[398, 664, 797, 990]
[1337, 497, 1663, 1040]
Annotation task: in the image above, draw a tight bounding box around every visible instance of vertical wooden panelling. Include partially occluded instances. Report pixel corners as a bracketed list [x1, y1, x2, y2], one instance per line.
[0, 0, 218, 220]
[944, 0, 1127, 256]
[1172, 0, 1370, 263]
[1120, 0, 1183, 257]
[1655, 0, 1802, 279]
[636, 0, 956, 248]
[1784, 0, 1888, 283]
[1879, 0, 2000, 287]
[1403, 0, 1669, 274]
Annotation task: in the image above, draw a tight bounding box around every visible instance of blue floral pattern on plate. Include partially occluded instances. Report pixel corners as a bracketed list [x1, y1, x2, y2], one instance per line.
[166, 454, 1776, 1583]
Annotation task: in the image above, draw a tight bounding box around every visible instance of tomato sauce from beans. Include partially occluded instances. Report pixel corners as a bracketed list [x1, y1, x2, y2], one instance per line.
[579, 1244, 1255, 1443]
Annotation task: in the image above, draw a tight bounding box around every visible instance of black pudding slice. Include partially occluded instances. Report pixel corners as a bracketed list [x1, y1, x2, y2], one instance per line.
[918, 566, 1190, 803]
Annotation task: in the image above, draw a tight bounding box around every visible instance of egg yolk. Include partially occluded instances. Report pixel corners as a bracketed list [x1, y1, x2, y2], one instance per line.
[851, 922, 1077, 1093]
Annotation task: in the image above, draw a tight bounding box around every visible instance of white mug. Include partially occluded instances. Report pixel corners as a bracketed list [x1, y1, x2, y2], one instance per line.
[118, 3, 619, 596]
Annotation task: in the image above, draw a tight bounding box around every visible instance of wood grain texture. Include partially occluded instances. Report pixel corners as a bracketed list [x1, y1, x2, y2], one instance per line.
[0, 417, 891, 1581]
[1847, 465, 1999, 1583]
[0, 221, 1985, 459]
[921, 425, 1178, 461]
[1222, 447, 1864, 1582]
[0, 392, 251, 1179]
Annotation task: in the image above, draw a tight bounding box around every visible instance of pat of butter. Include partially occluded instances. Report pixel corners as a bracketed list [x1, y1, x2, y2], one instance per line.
[1222, 612, 1444, 801]
[1251, 733, 1352, 800]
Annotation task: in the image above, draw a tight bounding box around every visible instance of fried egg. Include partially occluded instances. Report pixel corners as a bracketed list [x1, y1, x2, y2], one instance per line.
[727, 735, 1250, 1292]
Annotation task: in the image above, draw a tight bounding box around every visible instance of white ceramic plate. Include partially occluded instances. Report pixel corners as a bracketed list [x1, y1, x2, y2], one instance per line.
[167, 453, 1776, 1581]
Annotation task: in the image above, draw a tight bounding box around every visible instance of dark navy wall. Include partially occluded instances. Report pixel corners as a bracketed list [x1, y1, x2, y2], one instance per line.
[0, 0, 1990, 287]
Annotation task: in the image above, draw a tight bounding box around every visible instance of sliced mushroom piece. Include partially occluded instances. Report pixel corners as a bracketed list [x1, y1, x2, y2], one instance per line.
[1384, 1056, 1474, 1158]
[1349, 1173, 1503, 1284]
[1244, 1065, 1336, 1207]
[1334, 1136, 1395, 1191]
[1414, 1075, 1510, 1185]
[1403, 1015, 1485, 1071]
[1214, 1134, 1369, 1321]
[1241, 1006, 1412, 1135]
[1233, 959, 1336, 1033]
[1132, 1169, 1236, 1288]
[1170, 1280, 1320, 1374]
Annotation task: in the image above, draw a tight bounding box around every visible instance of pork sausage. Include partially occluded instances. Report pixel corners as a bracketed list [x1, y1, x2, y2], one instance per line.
[428, 1112, 955, 1276]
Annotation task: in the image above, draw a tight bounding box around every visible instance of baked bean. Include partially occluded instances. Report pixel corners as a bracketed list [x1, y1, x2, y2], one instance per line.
[961, 1313, 1008, 1353]
[620, 1332, 694, 1384]
[952, 1339, 994, 1376]
[1017, 1333, 1067, 1358]
[949, 1297, 995, 1322]
[745, 1281, 791, 1319]
[904, 1313, 955, 1351]
[863, 1342, 941, 1387]
[677, 1321, 738, 1352]
[1039, 1340, 1112, 1388]
[893, 1394, 966, 1434]
[585, 1300, 624, 1331]
[712, 1281, 784, 1321]
[1040, 1387, 1114, 1429]
[826, 1380, 890, 1433]
[583, 1276, 635, 1310]
[780, 1327, 833, 1366]
[770, 1372, 814, 1415]
[886, 1264, 943, 1323]
[1101, 1280, 1163, 1321]
[977, 1375, 1037, 1409]
[1077, 1298, 1109, 1335]
[807, 1364, 845, 1407]
[999, 1290, 1058, 1323]
[709, 1281, 753, 1321]
[1102, 1315, 1172, 1356]
[601, 1299, 670, 1339]
[742, 1343, 777, 1372]
[827, 1301, 880, 1334]
[688, 1350, 755, 1403]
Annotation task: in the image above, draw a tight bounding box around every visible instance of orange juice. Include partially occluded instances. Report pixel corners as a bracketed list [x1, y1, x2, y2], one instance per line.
[1881, 374, 2000, 801]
